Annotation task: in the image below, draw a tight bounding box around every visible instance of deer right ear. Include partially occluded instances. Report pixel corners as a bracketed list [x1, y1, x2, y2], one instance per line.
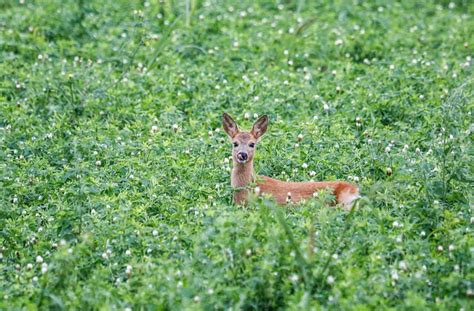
[222, 113, 239, 138]
[251, 115, 268, 139]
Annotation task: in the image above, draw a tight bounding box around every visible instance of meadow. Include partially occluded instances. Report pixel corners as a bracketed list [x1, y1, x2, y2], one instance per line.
[0, 0, 473, 309]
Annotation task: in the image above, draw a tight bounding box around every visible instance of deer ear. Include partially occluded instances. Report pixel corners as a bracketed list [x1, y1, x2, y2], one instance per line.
[251, 115, 269, 139]
[222, 113, 239, 138]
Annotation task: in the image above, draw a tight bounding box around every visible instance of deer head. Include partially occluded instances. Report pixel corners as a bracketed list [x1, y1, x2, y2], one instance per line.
[222, 112, 269, 165]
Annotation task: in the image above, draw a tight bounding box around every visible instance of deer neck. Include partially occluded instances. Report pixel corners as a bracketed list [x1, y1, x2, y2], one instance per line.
[232, 161, 255, 187]
[231, 161, 255, 204]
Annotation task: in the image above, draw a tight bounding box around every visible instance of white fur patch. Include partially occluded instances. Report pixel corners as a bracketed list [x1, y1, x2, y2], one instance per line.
[339, 189, 360, 210]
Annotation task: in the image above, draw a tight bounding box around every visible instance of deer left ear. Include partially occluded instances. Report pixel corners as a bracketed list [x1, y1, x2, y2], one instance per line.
[222, 112, 239, 138]
[251, 115, 269, 139]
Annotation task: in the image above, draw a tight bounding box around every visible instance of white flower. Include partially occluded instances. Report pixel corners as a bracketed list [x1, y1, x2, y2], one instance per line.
[437, 245, 444, 251]
[36, 256, 43, 263]
[335, 39, 343, 46]
[152, 230, 158, 237]
[385, 146, 391, 153]
[245, 249, 252, 256]
[172, 124, 179, 132]
[244, 112, 250, 120]
[391, 270, 399, 280]
[392, 221, 400, 228]
[102, 252, 108, 259]
[449, 244, 455, 251]
[253, 113, 259, 119]
[41, 263, 48, 274]
[302, 163, 308, 169]
[389, 64, 395, 70]
[151, 125, 159, 133]
[323, 103, 330, 111]
[254, 186, 261, 195]
[297, 133, 304, 141]
[399, 261, 408, 271]
[125, 250, 132, 256]
[327, 275, 335, 284]
[309, 171, 316, 177]
[26, 263, 33, 270]
[95, 160, 102, 166]
[289, 274, 299, 282]
[193, 296, 201, 303]
[125, 265, 132, 275]
[421, 231, 426, 237]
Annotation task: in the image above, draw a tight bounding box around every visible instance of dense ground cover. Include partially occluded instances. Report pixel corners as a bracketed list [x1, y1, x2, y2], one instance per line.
[1, 0, 473, 309]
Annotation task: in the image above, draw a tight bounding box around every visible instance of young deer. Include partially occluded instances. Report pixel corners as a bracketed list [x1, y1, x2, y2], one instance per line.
[222, 113, 359, 210]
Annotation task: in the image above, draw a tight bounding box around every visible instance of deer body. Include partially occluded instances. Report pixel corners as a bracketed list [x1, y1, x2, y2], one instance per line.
[223, 113, 359, 210]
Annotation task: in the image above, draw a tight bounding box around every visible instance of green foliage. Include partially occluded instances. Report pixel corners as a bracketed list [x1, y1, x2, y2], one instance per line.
[0, 0, 473, 309]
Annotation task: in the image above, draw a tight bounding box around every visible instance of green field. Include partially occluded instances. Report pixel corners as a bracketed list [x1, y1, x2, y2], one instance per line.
[1, 0, 473, 309]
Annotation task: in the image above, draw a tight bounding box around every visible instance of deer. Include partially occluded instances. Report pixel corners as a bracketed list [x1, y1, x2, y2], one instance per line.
[222, 113, 359, 210]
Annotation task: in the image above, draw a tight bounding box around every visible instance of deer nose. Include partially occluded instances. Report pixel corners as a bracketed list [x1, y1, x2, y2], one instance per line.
[237, 152, 248, 161]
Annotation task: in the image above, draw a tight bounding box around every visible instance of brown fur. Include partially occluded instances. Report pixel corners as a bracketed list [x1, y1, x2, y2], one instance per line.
[223, 113, 359, 209]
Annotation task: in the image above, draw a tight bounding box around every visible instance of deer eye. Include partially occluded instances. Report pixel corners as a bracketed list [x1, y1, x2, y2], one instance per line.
[233, 142, 239, 147]
[249, 143, 255, 148]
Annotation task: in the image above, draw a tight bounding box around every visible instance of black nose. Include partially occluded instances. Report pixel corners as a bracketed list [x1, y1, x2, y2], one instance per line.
[237, 152, 248, 160]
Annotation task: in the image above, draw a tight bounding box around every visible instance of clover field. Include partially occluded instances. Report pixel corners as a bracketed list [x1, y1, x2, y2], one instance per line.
[0, 0, 473, 309]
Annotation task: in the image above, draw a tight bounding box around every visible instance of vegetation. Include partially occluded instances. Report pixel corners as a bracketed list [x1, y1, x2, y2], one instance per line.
[0, 0, 472, 309]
